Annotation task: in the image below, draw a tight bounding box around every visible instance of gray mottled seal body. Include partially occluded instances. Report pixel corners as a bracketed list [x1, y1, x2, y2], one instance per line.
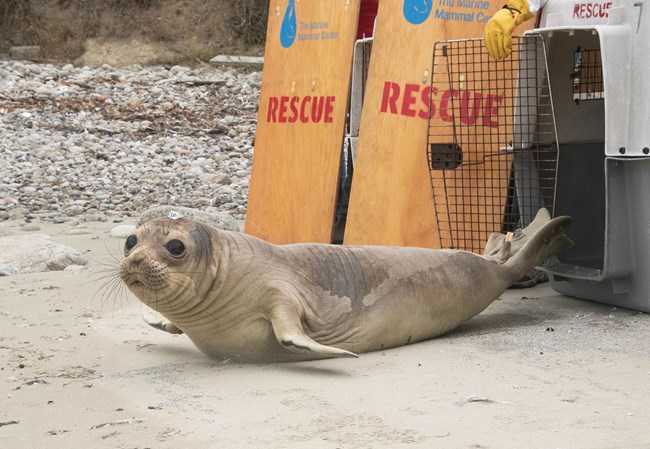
[119, 215, 572, 362]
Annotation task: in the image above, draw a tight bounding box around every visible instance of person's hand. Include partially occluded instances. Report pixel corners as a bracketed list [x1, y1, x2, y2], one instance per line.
[484, 0, 535, 59]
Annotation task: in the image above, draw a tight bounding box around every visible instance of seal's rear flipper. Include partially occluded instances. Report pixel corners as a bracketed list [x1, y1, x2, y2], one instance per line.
[144, 316, 184, 335]
[503, 215, 574, 285]
[267, 304, 358, 359]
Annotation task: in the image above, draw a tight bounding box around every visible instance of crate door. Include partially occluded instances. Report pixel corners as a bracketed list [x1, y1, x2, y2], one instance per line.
[428, 36, 559, 253]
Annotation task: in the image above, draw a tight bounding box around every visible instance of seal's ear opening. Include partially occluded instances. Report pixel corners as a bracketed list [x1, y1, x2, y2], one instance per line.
[188, 222, 215, 262]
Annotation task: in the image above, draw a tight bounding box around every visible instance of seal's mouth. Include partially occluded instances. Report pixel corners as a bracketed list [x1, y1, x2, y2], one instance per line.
[121, 271, 168, 293]
[120, 272, 145, 289]
[119, 255, 169, 293]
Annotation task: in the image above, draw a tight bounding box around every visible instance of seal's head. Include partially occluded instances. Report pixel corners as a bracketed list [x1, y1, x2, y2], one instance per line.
[119, 217, 219, 314]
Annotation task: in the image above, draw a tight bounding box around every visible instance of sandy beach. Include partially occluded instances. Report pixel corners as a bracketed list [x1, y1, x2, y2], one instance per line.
[1, 216, 649, 449]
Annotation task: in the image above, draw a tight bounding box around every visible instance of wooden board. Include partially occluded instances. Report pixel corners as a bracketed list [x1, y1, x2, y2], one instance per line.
[245, 0, 360, 244]
[344, 0, 533, 248]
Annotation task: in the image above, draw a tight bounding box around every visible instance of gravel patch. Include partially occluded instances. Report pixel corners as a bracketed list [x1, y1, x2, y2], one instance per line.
[0, 60, 261, 223]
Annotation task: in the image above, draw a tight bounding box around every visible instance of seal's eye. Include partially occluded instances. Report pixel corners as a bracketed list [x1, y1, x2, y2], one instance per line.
[166, 239, 186, 256]
[125, 235, 137, 251]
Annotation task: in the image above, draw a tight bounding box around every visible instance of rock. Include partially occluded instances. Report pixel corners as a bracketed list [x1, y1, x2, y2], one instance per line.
[110, 224, 137, 238]
[9, 46, 41, 60]
[21, 223, 41, 232]
[9, 208, 30, 219]
[168, 65, 191, 77]
[66, 206, 85, 217]
[137, 206, 239, 231]
[126, 93, 140, 108]
[0, 234, 87, 275]
[63, 264, 88, 273]
[81, 214, 108, 223]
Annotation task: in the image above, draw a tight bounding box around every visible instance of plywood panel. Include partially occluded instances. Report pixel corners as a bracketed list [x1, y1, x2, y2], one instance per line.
[245, 0, 360, 244]
[345, 0, 534, 248]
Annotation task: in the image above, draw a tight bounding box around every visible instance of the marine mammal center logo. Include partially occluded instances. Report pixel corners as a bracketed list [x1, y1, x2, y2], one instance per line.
[279, 0, 341, 47]
[280, 0, 297, 48]
[403, 0, 433, 24]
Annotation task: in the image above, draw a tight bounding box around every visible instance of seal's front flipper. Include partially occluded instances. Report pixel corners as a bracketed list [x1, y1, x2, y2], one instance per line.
[143, 316, 184, 335]
[267, 304, 358, 359]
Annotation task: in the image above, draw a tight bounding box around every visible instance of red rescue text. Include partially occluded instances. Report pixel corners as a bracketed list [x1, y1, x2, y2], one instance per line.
[266, 95, 336, 123]
[379, 81, 503, 128]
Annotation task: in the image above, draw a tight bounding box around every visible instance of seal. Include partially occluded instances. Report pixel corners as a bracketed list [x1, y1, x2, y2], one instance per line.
[484, 208, 555, 289]
[119, 214, 572, 362]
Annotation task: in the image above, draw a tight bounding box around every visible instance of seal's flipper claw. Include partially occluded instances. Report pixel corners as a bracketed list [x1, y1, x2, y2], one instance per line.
[143, 316, 184, 335]
[280, 337, 358, 358]
[268, 304, 358, 359]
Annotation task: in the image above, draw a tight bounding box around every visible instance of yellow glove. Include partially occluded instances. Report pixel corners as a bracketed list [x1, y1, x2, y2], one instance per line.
[484, 0, 535, 59]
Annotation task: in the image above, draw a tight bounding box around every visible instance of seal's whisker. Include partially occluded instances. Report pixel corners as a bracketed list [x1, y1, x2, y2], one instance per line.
[91, 270, 120, 295]
[85, 268, 116, 283]
[105, 277, 128, 307]
[116, 282, 132, 313]
[84, 253, 123, 270]
[85, 272, 119, 292]
[100, 251, 124, 266]
[90, 257, 123, 270]
[161, 218, 177, 236]
[168, 219, 186, 238]
[104, 238, 126, 261]
[103, 279, 125, 312]
[93, 274, 129, 311]
[91, 264, 120, 274]
[76, 239, 128, 275]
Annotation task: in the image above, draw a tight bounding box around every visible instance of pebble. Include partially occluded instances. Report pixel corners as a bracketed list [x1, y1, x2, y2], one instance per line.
[63, 264, 88, 273]
[21, 223, 41, 232]
[0, 61, 261, 221]
[109, 224, 137, 238]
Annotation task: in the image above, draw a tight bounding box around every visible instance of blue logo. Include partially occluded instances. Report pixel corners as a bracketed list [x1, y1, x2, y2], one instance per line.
[280, 0, 297, 48]
[403, 0, 433, 25]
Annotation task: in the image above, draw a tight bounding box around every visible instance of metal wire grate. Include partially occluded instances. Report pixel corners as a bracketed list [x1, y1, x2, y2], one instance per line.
[572, 48, 604, 102]
[427, 36, 559, 253]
